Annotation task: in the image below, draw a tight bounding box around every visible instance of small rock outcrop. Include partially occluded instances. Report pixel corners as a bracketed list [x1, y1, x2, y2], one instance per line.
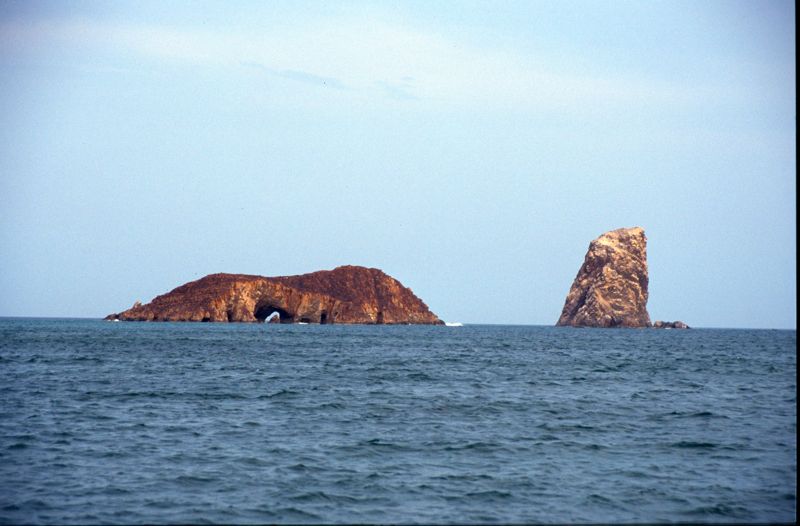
[653, 320, 690, 329]
[557, 227, 652, 328]
[106, 265, 443, 325]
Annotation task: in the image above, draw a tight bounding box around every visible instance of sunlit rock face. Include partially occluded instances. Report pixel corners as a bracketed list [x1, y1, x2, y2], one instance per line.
[556, 227, 652, 328]
[106, 265, 443, 325]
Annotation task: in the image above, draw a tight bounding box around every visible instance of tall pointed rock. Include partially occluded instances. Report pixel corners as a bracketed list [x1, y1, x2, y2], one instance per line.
[557, 227, 651, 328]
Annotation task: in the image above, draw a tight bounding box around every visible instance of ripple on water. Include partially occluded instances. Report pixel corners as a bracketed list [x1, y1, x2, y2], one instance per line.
[670, 441, 718, 449]
[683, 503, 751, 518]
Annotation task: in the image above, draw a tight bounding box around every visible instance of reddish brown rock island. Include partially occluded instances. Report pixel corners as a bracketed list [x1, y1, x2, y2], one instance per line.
[557, 227, 652, 328]
[106, 266, 444, 325]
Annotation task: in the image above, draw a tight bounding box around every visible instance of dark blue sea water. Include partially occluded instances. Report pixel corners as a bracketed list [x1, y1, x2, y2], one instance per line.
[0, 318, 795, 524]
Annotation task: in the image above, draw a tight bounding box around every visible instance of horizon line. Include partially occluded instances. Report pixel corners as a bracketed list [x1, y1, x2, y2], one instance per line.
[0, 316, 795, 331]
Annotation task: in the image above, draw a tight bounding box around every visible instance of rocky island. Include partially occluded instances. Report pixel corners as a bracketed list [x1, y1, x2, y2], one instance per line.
[106, 265, 443, 325]
[556, 227, 689, 328]
[557, 227, 653, 328]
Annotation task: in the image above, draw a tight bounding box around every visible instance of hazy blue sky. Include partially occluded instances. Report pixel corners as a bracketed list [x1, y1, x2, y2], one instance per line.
[1, 1, 795, 328]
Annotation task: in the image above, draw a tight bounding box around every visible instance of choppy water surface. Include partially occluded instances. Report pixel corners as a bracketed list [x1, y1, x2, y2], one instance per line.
[0, 319, 795, 524]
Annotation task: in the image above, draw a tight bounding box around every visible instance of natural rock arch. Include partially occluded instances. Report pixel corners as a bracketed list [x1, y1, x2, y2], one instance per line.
[254, 303, 293, 324]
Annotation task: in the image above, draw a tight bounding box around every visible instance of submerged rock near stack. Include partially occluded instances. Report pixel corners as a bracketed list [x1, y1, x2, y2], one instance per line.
[557, 227, 652, 328]
[106, 265, 443, 325]
[653, 320, 690, 329]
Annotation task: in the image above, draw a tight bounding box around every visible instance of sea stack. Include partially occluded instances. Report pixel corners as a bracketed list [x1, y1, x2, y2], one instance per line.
[557, 227, 651, 328]
[106, 265, 443, 325]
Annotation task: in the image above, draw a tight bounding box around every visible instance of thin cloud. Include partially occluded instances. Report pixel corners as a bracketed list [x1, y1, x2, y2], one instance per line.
[242, 61, 346, 90]
[375, 80, 418, 101]
[0, 16, 724, 111]
[279, 69, 345, 90]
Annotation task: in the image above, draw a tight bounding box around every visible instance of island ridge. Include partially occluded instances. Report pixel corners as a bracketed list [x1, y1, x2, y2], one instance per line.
[106, 265, 443, 325]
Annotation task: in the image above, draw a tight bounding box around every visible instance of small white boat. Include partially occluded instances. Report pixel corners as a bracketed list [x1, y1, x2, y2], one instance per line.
[445, 322, 463, 327]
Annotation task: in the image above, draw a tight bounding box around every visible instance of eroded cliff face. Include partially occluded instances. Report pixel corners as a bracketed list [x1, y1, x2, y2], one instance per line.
[106, 266, 443, 325]
[557, 227, 651, 328]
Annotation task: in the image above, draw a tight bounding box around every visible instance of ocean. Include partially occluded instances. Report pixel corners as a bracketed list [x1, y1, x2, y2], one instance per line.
[0, 318, 795, 524]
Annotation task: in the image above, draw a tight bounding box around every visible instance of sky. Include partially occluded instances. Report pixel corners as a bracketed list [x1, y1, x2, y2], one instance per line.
[0, 0, 795, 329]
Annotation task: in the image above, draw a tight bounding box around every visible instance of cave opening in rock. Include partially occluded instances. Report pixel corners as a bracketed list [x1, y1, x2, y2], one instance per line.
[254, 304, 293, 324]
[320, 312, 328, 324]
[376, 311, 384, 324]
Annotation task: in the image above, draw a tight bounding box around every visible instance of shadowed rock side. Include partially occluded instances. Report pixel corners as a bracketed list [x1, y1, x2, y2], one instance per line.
[557, 227, 652, 328]
[106, 266, 443, 325]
